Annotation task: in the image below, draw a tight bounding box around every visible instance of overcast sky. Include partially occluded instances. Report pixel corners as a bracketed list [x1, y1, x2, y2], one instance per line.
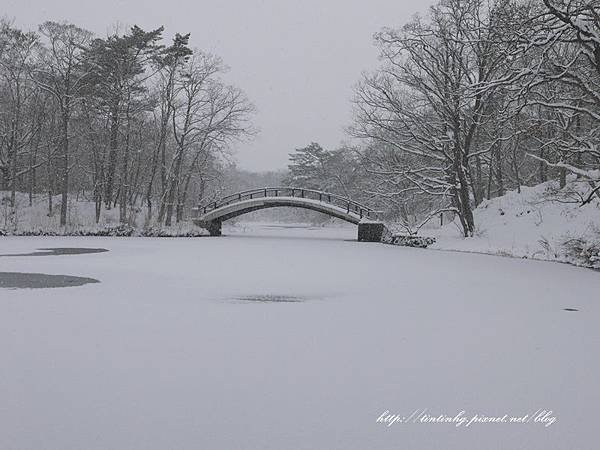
[4, 0, 433, 171]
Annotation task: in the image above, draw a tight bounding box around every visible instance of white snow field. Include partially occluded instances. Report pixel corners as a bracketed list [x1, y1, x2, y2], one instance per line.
[1, 224, 599, 450]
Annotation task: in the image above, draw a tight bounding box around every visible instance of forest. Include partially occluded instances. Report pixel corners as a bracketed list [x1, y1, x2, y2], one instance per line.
[0, 22, 254, 229]
[1, 0, 598, 237]
[292, 0, 600, 236]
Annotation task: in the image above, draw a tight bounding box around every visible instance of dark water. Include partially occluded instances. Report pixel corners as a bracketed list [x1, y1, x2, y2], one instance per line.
[0, 248, 108, 257]
[231, 294, 308, 303]
[0, 272, 100, 289]
[0, 247, 106, 289]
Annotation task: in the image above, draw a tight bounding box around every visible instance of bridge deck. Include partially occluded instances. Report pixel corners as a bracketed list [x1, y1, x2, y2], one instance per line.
[193, 187, 381, 222]
[191, 187, 386, 240]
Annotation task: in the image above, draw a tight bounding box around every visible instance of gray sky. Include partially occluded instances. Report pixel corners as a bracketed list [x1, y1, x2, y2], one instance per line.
[5, 0, 433, 171]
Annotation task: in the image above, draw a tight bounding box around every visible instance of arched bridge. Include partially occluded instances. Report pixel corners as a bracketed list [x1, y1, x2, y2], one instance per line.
[192, 187, 387, 241]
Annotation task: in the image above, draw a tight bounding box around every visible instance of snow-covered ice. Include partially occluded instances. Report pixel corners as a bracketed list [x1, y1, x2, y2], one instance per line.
[0, 223, 598, 449]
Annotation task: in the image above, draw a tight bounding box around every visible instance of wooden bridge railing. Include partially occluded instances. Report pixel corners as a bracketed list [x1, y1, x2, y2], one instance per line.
[194, 187, 381, 220]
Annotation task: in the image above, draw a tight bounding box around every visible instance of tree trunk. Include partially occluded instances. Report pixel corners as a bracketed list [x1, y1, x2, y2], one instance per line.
[47, 139, 54, 217]
[28, 130, 41, 207]
[539, 147, 547, 183]
[9, 119, 18, 209]
[59, 112, 69, 227]
[473, 154, 483, 205]
[105, 109, 119, 209]
[164, 149, 183, 226]
[495, 143, 504, 197]
[486, 153, 493, 200]
[512, 146, 521, 194]
[454, 149, 475, 237]
[119, 108, 132, 223]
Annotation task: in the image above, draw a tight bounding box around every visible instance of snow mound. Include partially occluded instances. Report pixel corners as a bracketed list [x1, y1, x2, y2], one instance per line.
[426, 179, 600, 268]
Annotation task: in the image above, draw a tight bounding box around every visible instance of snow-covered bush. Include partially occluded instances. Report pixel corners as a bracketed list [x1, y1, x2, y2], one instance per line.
[1, 224, 210, 237]
[141, 227, 206, 237]
[96, 224, 136, 237]
[389, 235, 436, 248]
[561, 238, 600, 270]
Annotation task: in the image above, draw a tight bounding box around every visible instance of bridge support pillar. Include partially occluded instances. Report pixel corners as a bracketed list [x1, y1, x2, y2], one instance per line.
[206, 220, 222, 236]
[358, 222, 386, 242]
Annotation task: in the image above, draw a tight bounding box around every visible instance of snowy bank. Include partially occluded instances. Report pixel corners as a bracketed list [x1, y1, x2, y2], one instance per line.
[423, 179, 600, 269]
[0, 191, 208, 237]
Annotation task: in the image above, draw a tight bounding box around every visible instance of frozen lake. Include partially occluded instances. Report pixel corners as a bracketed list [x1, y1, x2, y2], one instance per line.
[0, 223, 598, 450]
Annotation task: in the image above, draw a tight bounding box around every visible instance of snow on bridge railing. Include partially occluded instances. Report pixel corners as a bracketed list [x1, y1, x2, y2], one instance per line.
[192, 187, 382, 221]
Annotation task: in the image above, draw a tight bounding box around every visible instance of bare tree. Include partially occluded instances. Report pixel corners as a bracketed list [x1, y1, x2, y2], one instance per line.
[352, 0, 525, 236]
[523, 0, 600, 204]
[34, 22, 92, 226]
[159, 53, 254, 225]
[0, 21, 38, 214]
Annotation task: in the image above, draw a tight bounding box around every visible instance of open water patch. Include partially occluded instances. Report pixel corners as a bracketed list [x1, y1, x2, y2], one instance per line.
[229, 294, 310, 303]
[0, 248, 108, 257]
[0, 272, 100, 289]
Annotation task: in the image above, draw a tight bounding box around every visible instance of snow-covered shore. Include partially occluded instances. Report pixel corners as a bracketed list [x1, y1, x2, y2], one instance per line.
[422, 179, 600, 269]
[3, 177, 600, 269]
